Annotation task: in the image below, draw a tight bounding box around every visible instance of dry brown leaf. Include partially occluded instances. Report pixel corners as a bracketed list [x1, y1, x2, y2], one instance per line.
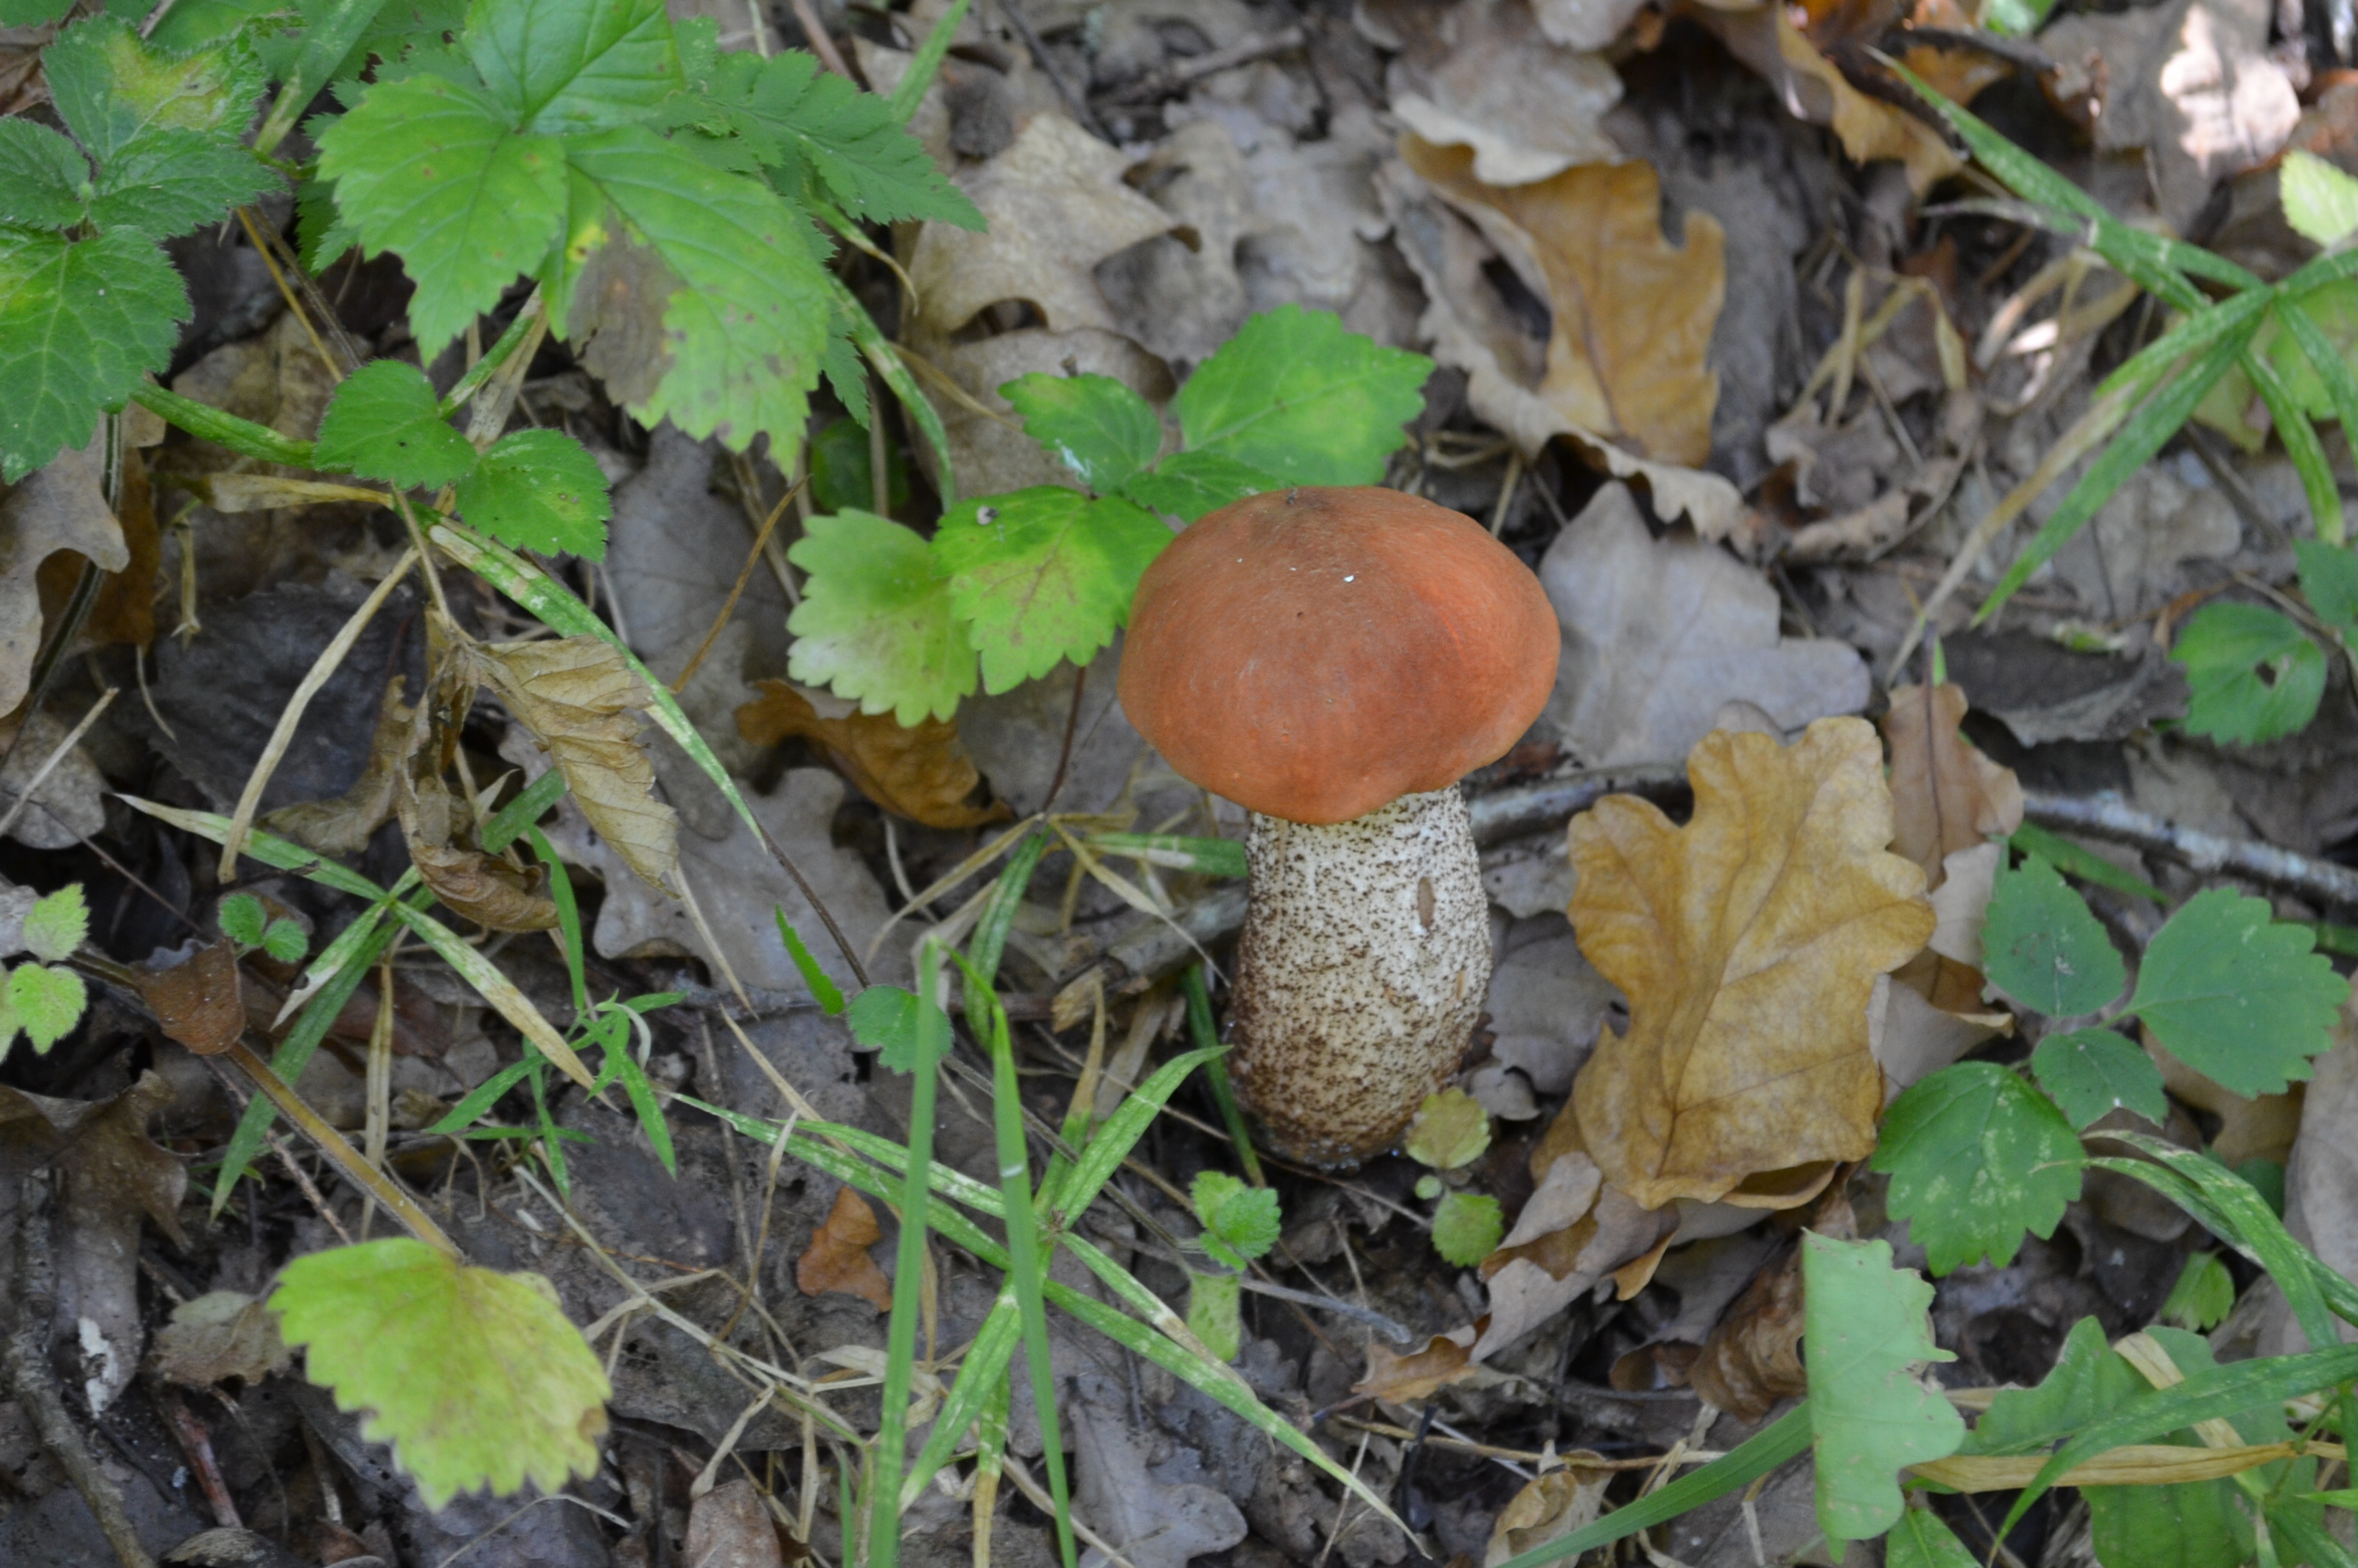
[1881, 683, 2026, 889]
[150, 1290, 290, 1387]
[1485, 1464, 1613, 1567]
[795, 1187, 892, 1312]
[1400, 136, 1722, 467]
[1687, 1246, 1806, 1419]
[37, 444, 157, 657]
[1704, 9, 1961, 194]
[1365, 0, 1623, 186]
[738, 680, 1010, 830]
[0, 437, 130, 715]
[2147, 1030, 2303, 1166]
[136, 939, 246, 1057]
[1569, 718, 1934, 1208]
[263, 677, 416, 857]
[687, 1478, 787, 1568]
[396, 771, 559, 934]
[1354, 1324, 1481, 1402]
[472, 637, 679, 894]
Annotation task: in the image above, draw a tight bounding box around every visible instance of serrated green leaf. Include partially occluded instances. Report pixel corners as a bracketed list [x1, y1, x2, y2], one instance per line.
[1172, 305, 1429, 486]
[2030, 1027, 2166, 1129]
[317, 72, 567, 357]
[700, 49, 982, 228]
[1432, 1191, 1502, 1267]
[1002, 372, 1161, 494]
[1871, 1062, 2082, 1274]
[2129, 886, 2346, 1097]
[463, 0, 677, 133]
[0, 226, 185, 481]
[313, 359, 477, 488]
[1191, 1170, 1279, 1261]
[454, 429, 612, 559]
[2298, 538, 2358, 632]
[1185, 1269, 1242, 1362]
[270, 1237, 609, 1510]
[22, 884, 88, 965]
[6, 962, 85, 1051]
[0, 121, 93, 231]
[1119, 448, 1278, 522]
[2162, 1251, 2237, 1331]
[1887, 1508, 1976, 1568]
[1404, 1088, 1491, 1172]
[2172, 601, 2326, 745]
[2283, 150, 2358, 248]
[1800, 1232, 1962, 1546]
[217, 891, 267, 950]
[261, 917, 309, 964]
[786, 509, 973, 724]
[847, 982, 922, 1071]
[932, 488, 1172, 693]
[0, 0, 72, 23]
[553, 125, 831, 455]
[1981, 853, 2125, 1018]
[43, 15, 265, 161]
[88, 128, 277, 238]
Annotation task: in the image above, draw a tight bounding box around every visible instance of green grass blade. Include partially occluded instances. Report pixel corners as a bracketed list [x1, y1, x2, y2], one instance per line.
[903, 1292, 1024, 1510]
[2007, 824, 2167, 903]
[1046, 1046, 1219, 1225]
[122, 796, 385, 899]
[888, 0, 971, 122]
[1184, 964, 1262, 1186]
[872, 939, 949, 1568]
[1082, 833, 1248, 879]
[2275, 301, 2358, 546]
[966, 833, 1049, 1025]
[1981, 326, 2252, 618]
[2242, 332, 2346, 547]
[776, 909, 845, 1014]
[527, 826, 590, 1019]
[2096, 285, 2273, 400]
[832, 278, 956, 503]
[424, 1056, 540, 1137]
[480, 767, 571, 853]
[1491, 1404, 1814, 1568]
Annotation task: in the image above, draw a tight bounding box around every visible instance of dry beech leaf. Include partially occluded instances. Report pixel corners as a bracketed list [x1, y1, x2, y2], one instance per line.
[1355, 1324, 1481, 1402]
[396, 771, 559, 934]
[0, 437, 130, 714]
[738, 680, 1010, 830]
[264, 676, 416, 857]
[136, 938, 246, 1057]
[1570, 718, 1935, 1208]
[1702, 9, 1962, 195]
[1881, 683, 2025, 889]
[1485, 1463, 1613, 1568]
[1687, 1246, 1806, 1421]
[151, 1289, 290, 1387]
[1399, 136, 1722, 468]
[795, 1186, 892, 1312]
[471, 637, 679, 894]
[39, 444, 157, 657]
[1365, 0, 1623, 185]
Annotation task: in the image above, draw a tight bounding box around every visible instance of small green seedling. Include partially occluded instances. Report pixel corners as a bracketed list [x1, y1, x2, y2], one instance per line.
[2161, 1251, 2238, 1331]
[1404, 1088, 1505, 1267]
[218, 892, 309, 964]
[1186, 1170, 1281, 1361]
[0, 884, 89, 1061]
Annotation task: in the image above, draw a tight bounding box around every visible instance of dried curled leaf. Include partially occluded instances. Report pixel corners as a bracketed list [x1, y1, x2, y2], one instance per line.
[135, 937, 244, 1056]
[263, 676, 413, 857]
[737, 679, 1009, 830]
[1570, 718, 1934, 1208]
[151, 1289, 290, 1387]
[472, 637, 678, 893]
[1881, 683, 2024, 889]
[1355, 1326, 1479, 1402]
[396, 771, 559, 933]
[1687, 1247, 1805, 1420]
[794, 1186, 892, 1312]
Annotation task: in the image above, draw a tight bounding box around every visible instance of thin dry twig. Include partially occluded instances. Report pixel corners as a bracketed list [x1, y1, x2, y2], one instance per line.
[2023, 791, 2358, 909]
[0, 684, 116, 843]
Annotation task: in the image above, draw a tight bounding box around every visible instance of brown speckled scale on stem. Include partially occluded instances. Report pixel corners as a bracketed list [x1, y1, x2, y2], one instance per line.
[1228, 787, 1490, 1167]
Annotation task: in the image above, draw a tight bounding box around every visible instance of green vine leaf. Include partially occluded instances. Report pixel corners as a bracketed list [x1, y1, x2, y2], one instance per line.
[1172, 304, 1430, 486]
[1802, 1232, 1963, 1546]
[1003, 372, 1162, 494]
[271, 1237, 611, 1510]
[931, 488, 1172, 693]
[453, 429, 613, 559]
[2172, 603, 2326, 746]
[1980, 853, 2124, 1018]
[0, 120, 94, 230]
[89, 128, 276, 238]
[0, 226, 186, 481]
[2029, 1027, 2166, 1129]
[314, 360, 477, 489]
[1190, 1171, 1279, 1267]
[846, 983, 923, 1072]
[786, 510, 975, 724]
[2128, 887, 2346, 1098]
[461, 0, 679, 133]
[1870, 1062, 2082, 1273]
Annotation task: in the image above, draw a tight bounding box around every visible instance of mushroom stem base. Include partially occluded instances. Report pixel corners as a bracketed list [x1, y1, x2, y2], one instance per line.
[1228, 788, 1491, 1168]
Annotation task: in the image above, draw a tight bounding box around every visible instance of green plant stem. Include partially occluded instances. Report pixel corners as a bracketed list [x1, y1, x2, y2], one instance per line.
[872, 939, 948, 1568]
[440, 290, 547, 419]
[132, 382, 316, 467]
[1185, 964, 1262, 1186]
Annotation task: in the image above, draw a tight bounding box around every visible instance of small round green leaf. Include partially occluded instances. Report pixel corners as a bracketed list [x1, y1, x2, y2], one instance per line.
[215, 891, 266, 951]
[454, 429, 612, 559]
[6, 961, 86, 1051]
[2130, 886, 2347, 1098]
[271, 1238, 609, 1510]
[1001, 371, 1162, 494]
[313, 359, 475, 489]
[1431, 1191, 1502, 1267]
[1981, 853, 2124, 1019]
[2171, 602, 2326, 746]
[2029, 1027, 2166, 1129]
[21, 883, 88, 964]
[2283, 150, 2358, 248]
[786, 509, 974, 725]
[1404, 1088, 1491, 1172]
[1870, 1062, 2082, 1274]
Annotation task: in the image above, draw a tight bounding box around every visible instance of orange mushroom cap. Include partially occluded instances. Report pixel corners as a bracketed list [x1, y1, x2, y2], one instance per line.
[1119, 486, 1561, 825]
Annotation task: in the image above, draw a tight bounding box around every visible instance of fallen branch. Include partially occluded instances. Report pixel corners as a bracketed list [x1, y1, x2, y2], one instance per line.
[2023, 791, 2358, 911]
[1101, 25, 1308, 104]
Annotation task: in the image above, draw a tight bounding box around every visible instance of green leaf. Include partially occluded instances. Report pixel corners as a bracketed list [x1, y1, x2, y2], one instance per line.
[1003, 372, 1162, 494]
[5, 962, 85, 1051]
[316, 72, 568, 357]
[89, 128, 277, 238]
[1886, 1509, 1976, 1568]
[0, 225, 186, 481]
[1981, 853, 2125, 1018]
[2030, 1028, 2166, 1129]
[270, 1237, 609, 1510]
[1172, 306, 1430, 486]
[313, 359, 477, 489]
[1871, 1062, 2082, 1274]
[553, 125, 832, 455]
[1191, 1170, 1280, 1261]
[0, 0, 72, 23]
[1800, 1232, 1963, 1546]
[1119, 448, 1278, 522]
[453, 429, 613, 559]
[43, 15, 265, 160]
[699, 49, 982, 228]
[2297, 538, 2358, 633]
[786, 509, 973, 724]
[217, 892, 267, 951]
[774, 909, 843, 1015]
[2006, 822, 2166, 903]
[931, 488, 1173, 693]
[2129, 886, 2346, 1098]
[462, 0, 677, 133]
[2171, 602, 2326, 745]
[2162, 1251, 2237, 1331]
[1432, 1191, 1503, 1267]
[847, 982, 922, 1071]
[1184, 1269, 1242, 1362]
[22, 884, 88, 965]
[1404, 1088, 1491, 1172]
[0, 121, 94, 231]
[2282, 150, 2358, 248]
[261, 918, 309, 964]
[807, 415, 906, 515]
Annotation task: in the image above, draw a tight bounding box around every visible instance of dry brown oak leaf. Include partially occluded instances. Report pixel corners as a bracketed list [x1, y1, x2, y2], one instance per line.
[1881, 681, 2025, 890]
[796, 1186, 893, 1312]
[1569, 716, 1934, 1208]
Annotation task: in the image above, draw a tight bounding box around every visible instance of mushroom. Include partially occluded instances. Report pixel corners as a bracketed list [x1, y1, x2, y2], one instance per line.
[1118, 486, 1559, 1166]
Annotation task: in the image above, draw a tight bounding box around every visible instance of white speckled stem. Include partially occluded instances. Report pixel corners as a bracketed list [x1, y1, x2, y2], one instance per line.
[1228, 788, 1491, 1167]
